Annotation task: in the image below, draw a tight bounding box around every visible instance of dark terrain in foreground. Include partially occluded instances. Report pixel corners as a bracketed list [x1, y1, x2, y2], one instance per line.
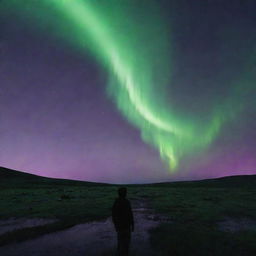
[1, 166, 256, 255]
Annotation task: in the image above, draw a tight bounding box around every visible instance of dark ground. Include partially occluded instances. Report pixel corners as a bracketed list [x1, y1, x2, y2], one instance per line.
[0, 167, 256, 255]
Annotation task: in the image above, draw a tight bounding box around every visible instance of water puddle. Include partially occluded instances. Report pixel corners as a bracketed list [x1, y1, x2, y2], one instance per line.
[0, 218, 57, 236]
[0, 200, 171, 256]
[218, 217, 256, 233]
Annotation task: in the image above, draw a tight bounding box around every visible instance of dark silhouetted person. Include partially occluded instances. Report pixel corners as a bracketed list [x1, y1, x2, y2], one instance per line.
[112, 187, 134, 256]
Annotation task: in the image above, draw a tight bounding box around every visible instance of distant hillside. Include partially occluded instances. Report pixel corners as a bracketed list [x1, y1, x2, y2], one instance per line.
[147, 174, 256, 188]
[0, 166, 42, 179]
[0, 166, 109, 187]
[1, 166, 255, 188]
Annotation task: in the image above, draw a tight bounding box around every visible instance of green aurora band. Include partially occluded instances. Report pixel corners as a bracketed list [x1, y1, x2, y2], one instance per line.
[4, 0, 246, 172]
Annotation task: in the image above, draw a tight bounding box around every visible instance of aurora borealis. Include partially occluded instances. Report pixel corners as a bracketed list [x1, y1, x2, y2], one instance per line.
[0, 1, 255, 183]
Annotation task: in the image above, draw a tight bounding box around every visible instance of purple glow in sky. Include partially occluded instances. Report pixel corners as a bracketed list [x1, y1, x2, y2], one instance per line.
[0, 0, 255, 183]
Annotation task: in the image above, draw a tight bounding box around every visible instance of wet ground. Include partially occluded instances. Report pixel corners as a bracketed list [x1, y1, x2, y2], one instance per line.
[0, 199, 171, 256]
[0, 218, 57, 236]
[218, 217, 256, 233]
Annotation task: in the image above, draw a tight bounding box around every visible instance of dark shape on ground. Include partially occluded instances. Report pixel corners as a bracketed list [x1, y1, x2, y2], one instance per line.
[112, 187, 134, 256]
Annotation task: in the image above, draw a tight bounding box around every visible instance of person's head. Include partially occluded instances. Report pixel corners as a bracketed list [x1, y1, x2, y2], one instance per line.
[118, 187, 127, 198]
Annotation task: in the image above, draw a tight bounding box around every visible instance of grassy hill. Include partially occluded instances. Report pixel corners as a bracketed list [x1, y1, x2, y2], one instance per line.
[148, 174, 256, 188]
[0, 166, 109, 188]
[1, 166, 256, 188]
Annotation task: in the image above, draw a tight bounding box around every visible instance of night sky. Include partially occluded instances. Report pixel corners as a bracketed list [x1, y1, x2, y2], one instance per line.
[0, 0, 255, 183]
